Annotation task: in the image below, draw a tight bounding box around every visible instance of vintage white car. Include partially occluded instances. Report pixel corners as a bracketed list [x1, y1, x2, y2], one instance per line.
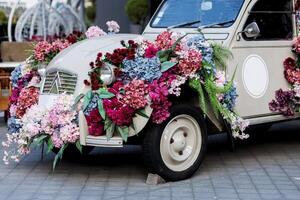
[38, 0, 299, 181]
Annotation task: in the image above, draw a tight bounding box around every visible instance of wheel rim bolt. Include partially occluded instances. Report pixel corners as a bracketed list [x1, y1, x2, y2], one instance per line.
[170, 138, 174, 144]
[179, 151, 183, 155]
[183, 132, 187, 137]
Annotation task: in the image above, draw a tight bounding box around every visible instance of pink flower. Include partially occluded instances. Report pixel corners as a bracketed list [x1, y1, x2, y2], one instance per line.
[106, 20, 120, 33]
[16, 87, 39, 118]
[215, 71, 226, 87]
[178, 49, 202, 75]
[85, 26, 107, 38]
[34, 41, 52, 62]
[51, 39, 71, 52]
[155, 31, 183, 51]
[145, 45, 159, 58]
[149, 79, 172, 124]
[122, 80, 148, 109]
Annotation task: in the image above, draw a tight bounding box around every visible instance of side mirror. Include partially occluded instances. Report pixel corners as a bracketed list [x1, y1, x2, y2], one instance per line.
[244, 22, 260, 38]
[236, 22, 260, 41]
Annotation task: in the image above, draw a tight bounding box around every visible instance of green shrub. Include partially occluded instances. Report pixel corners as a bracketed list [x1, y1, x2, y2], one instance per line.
[125, 0, 149, 25]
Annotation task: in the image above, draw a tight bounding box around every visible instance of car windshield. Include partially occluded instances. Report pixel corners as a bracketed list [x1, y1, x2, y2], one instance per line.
[151, 0, 245, 28]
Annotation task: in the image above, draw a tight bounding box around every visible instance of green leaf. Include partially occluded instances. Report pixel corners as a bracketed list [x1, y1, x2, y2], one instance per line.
[161, 61, 178, 72]
[117, 126, 129, 142]
[106, 122, 115, 140]
[97, 99, 106, 119]
[97, 89, 115, 99]
[34, 135, 48, 147]
[72, 93, 85, 110]
[47, 139, 54, 153]
[211, 43, 233, 70]
[157, 49, 172, 63]
[189, 78, 207, 116]
[171, 33, 187, 51]
[104, 118, 112, 130]
[53, 143, 68, 171]
[75, 140, 82, 154]
[83, 91, 93, 112]
[119, 88, 125, 95]
[136, 109, 149, 118]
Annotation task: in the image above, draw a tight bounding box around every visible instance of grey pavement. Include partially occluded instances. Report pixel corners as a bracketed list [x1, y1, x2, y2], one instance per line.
[0, 119, 300, 200]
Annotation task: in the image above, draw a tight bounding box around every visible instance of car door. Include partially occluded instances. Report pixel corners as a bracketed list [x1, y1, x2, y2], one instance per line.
[228, 0, 296, 118]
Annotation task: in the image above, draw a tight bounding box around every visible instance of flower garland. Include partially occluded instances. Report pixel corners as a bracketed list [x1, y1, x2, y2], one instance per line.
[269, 36, 300, 115]
[3, 95, 80, 167]
[82, 31, 249, 141]
[4, 21, 121, 167]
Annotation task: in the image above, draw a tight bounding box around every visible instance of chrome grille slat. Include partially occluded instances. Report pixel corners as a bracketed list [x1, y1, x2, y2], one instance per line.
[42, 70, 77, 95]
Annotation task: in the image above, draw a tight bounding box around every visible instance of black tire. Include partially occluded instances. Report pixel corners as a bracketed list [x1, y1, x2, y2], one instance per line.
[52, 144, 94, 159]
[143, 104, 207, 182]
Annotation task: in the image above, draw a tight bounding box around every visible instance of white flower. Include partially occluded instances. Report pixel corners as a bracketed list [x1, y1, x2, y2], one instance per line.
[106, 20, 120, 33]
[85, 26, 107, 39]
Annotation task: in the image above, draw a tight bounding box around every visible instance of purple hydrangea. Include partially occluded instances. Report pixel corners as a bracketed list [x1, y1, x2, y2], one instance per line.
[269, 89, 296, 116]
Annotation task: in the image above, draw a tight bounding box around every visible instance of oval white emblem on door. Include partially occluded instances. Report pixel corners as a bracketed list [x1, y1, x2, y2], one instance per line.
[242, 55, 269, 98]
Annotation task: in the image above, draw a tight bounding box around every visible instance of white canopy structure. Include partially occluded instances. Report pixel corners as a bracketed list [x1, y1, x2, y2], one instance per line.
[8, 0, 86, 42]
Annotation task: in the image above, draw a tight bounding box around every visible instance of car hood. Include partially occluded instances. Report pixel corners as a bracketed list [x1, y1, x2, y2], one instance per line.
[45, 34, 142, 95]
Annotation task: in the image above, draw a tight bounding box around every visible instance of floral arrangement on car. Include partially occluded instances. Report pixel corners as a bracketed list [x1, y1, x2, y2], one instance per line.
[80, 31, 249, 142]
[269, 36, 300, 116]
[3, 21, 120, 166]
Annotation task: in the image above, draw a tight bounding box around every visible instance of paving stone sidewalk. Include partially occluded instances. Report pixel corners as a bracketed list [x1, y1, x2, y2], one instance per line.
[0, 120, 300, 200]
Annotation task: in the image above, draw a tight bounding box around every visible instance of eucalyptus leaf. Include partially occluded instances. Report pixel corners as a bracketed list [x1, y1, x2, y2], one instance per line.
[136, 109, 149, 118]
[157, 49, 172, 63]
[52, 143, 68, 171]
[98, 89, 115, 99]
[97, 99, 106, 119]
[161, 61, 178, 72]
[104, 118, 112, 131]
[117, 126, 129, 142]
[106, 122, 115, 140]
[73, 93, 85, 110]
[75, 140, 82, 154]
[34, 135, 48, 147]
[171, 33, 187, 51]
[83, 91, 93, 112]
[47, 139, 54, 153]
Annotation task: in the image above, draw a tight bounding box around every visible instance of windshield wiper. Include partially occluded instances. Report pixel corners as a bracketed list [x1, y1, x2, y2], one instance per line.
[167, 20, 201, 30]
[199, 20, 235, 29]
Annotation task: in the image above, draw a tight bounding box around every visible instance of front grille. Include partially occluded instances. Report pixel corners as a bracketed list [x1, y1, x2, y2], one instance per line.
[42, 70, 77, 94]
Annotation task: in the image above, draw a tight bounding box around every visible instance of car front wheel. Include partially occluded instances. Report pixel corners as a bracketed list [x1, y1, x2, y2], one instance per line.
[143, 104, 207, 181]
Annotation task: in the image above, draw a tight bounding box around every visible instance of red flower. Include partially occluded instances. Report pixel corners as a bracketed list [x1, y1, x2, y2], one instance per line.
[145, 45, 159, 58]
[103, 97, 135, 127]
[85, 108, 104, 136]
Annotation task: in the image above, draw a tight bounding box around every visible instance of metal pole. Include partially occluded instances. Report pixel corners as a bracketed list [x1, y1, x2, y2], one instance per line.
[8, 0, 21, 42]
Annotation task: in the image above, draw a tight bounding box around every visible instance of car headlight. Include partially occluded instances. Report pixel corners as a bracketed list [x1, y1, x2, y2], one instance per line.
[100, 64, 115, 85]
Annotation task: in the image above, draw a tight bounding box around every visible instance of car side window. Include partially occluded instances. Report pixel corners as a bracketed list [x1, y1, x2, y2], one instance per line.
[243, 0, 293, 40]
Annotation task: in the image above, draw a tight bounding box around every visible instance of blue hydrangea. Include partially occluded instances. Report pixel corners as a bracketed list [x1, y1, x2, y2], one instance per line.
[10, 66, 22, 87]
[83, 94, 99, 115]
[221, 86, 238, 111]
[122, 57, 162, 83]
[187, 35, 214, 65]
[7, 117, 22, 134]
